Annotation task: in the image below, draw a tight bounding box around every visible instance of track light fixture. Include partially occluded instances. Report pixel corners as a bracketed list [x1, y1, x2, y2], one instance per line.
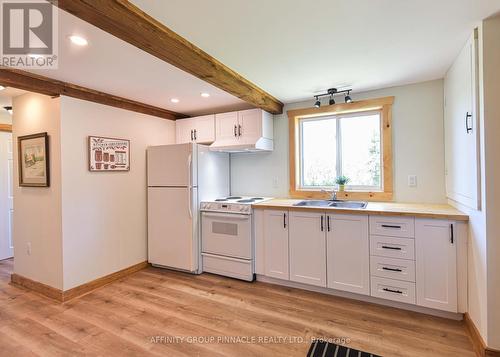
[313, 87, 353, 107]
[314, 96, 321, 108]
[344, 91, 353, 103]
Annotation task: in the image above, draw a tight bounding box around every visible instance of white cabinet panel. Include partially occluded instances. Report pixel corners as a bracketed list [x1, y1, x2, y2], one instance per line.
[176, 118, 194, 144]
[415, 219, 457, 312]
[444, 32, 480, 209]
[289, 211, 326, 287]
[371, 276, 416, 304]
[192, 115, 215, 144]
[370, 256, 416, 282]
[238, 109, 262, 141]
[176, 115, 215, 144]
[215, 111, 239, 142]
[370, 235, 415, 260]
[369, 216, 415, 238]
[263, 210, 289, 280]
[327, 214, 369, 295]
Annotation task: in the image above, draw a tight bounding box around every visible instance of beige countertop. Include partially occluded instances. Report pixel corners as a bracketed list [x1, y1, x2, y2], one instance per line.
[252, 199, 469, 221]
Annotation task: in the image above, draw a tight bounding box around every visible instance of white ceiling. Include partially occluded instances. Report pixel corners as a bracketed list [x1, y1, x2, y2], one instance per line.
[131, 0, 500, 103]
[28, 8, 251, 117]
[0, 87, 27, 107]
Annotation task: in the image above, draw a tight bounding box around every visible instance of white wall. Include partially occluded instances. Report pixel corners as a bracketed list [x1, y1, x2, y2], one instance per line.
[60, 96, 175, 290]
[231, 80, 446, 203]
[0, 112, 12, 125]
[482, 14, 500, 350]
[12, 93, 63, 289]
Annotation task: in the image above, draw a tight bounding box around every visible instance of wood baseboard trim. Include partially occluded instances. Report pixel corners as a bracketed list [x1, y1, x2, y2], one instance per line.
[62, 261, 149, 301]
[464, 312, 500, 357]
[11, 261, 149, 302]
[11, 273, 63, 301]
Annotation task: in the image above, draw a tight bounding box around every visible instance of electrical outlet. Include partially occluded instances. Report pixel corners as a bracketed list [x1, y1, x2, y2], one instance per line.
[26, 242, 31, 256]
[408, 175, 417, 187]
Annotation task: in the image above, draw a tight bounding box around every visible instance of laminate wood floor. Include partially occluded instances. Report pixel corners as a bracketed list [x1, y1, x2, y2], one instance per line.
[0, 259, 475, 356]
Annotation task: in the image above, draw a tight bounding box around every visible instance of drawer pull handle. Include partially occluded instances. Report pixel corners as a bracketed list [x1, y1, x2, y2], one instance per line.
[381, 245, 402, 250]
[383, 288, 403, 294]
[381, 224, 401, 229]
[382, 267, 403, 272]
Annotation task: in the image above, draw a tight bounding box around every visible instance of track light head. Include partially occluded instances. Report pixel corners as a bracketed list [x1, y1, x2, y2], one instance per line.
[329, 95, 335, 105]
[314, 96, 321, 108]
[344, 91, 353, 103]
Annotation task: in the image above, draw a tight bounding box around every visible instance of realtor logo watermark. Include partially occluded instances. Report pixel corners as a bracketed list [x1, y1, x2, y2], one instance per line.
[0, 0, 58, 68]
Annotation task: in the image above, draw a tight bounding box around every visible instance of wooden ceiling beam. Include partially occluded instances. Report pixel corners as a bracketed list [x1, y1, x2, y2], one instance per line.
[0, 68, 185, 120]
[47, 0, 284, 115]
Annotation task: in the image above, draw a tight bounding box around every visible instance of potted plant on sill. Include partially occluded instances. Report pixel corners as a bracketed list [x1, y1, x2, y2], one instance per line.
[335, 175, 350, 192]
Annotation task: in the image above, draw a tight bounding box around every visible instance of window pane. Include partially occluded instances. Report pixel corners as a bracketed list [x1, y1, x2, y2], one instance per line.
[340, 114, 381, 188]
[301, 118, 337, 187]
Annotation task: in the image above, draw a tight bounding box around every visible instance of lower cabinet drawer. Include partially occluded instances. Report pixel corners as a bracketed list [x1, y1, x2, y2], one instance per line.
[370, 276, 416, 304]
[370, 256, 416, 282]
[370, 235, 415, 260]
[202, 253, 254, 281]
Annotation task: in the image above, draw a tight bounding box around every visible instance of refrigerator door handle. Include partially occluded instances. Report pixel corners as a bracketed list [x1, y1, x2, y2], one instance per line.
[188, 153, 192, 218]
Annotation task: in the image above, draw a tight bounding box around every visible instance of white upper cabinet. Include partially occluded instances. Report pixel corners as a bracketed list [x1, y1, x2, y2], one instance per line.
[444, 31, 480, 209]
[175, 115, 215, 144]
[175, 118, 193, 144]
[289, 211, 326, 287]
[211, 109, 274, 151]
[327, 214, 370, 295]
[263, 210, 289, 280]
[415, 218, 457, 313]
[215, 111, 239, 143]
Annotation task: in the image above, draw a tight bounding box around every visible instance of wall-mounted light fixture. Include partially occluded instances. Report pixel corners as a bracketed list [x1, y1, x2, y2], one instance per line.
[4, 106, 12, 115]
[313, 88, 353, 108]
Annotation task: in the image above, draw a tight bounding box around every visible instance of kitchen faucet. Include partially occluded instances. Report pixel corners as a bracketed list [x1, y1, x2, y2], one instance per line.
[321, 189, 338, 201]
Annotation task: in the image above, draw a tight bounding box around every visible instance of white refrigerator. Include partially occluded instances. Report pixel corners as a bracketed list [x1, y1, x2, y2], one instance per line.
[147, 143, 229, 273]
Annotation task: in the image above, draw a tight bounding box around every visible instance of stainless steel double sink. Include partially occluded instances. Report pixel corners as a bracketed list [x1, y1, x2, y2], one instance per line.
[293, 200, 368, 209]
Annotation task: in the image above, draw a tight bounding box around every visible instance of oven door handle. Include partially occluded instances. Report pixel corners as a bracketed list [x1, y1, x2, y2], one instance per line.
[201, 212, 251, 220]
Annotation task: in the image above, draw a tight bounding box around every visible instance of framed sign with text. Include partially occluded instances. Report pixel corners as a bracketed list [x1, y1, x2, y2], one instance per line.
[88, 136, 130, 172]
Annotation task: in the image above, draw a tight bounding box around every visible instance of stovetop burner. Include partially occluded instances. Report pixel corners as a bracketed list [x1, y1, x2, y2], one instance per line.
[226, 196, 242, 200]
[215, 198, 228, 202]
[251, 197, 264, 200]
[237, 199, 256, 203]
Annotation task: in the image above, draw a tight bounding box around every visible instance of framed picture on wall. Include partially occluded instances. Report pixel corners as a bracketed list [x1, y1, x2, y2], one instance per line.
[88, 136, 130, 172]
[18, 132, 50, 187]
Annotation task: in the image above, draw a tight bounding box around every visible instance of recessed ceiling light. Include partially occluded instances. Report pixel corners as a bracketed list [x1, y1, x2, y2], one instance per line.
[201, 92, 210, 98]
[69, 35, 88, 46]
[0, 86, 5, 91]
[170, 98, 180, 103]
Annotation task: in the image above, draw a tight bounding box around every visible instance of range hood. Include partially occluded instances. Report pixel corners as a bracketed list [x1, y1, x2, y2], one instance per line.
[209, 136, 273, 153]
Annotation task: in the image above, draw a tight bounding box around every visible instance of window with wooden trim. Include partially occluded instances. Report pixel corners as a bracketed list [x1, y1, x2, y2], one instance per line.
[288, 97, 394, 201]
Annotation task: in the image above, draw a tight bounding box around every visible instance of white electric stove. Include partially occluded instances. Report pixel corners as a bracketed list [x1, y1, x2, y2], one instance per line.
[200, 196, 272, 281]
